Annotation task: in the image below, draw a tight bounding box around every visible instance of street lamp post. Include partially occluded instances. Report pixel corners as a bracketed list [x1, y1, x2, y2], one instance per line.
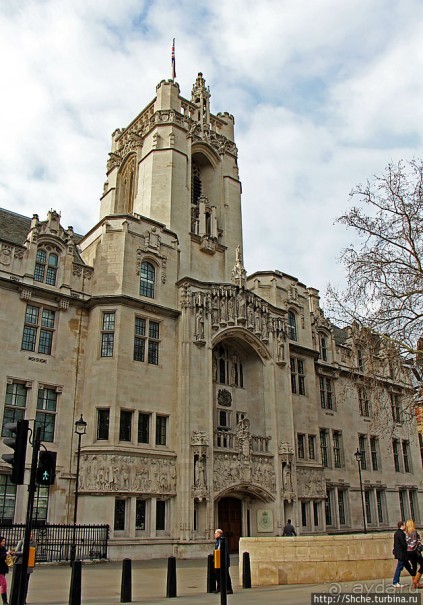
[354, 448, 367, 534]
[70, 414, 87, 565]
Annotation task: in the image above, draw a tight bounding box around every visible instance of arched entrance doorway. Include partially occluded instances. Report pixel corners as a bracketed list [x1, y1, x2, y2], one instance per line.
[218, 497, 242, 553]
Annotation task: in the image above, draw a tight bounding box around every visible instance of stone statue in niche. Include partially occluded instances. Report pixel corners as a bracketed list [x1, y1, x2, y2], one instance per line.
[212, 295, 219, 325]
[247, 301, 254, 328]
[277, 333, 285, 362]
[195, 307, 205, 340]
[261, 313, 269, 340]
[227, 294, 235, 322]
[194, 455, 207, 488]
[282, 460, 293, 492]
[237, 291, 246, 319]
[220, 295, 227, 323]
[254, 307, 261, 333]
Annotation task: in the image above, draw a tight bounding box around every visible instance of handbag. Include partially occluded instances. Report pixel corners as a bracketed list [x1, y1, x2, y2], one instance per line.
[5, 553, 14, 567]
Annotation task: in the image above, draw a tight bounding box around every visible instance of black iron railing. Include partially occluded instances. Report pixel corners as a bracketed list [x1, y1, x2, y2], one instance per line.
[0, 524, 109, 563]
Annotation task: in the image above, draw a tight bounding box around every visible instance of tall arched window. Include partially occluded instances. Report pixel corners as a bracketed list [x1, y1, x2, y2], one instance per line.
[319, 334, 328, 361]
[191, 162, 202, 205]
[118, 155, 136, 214]
[191, 162, 201, 233]
[34, 250, 58, 286]
[287, 310, 297, 341]
[140, 262, 155, 298]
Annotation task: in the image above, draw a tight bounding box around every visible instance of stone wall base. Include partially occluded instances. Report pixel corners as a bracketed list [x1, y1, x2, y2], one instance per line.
[239, 534, 396, 585]
[107, 539, 212, 561]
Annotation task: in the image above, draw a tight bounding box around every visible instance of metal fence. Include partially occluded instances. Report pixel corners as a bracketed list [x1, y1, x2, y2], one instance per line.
[0, 524, 109, 563]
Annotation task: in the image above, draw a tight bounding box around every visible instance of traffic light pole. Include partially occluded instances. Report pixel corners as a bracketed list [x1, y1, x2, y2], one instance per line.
[12, 426, 41, 605]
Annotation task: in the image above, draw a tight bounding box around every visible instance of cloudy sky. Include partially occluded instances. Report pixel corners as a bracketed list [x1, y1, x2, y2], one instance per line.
[1, 0, 423, 300]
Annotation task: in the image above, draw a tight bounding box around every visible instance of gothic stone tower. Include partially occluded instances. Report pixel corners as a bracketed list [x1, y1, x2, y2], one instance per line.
[99, 73, 243, 284]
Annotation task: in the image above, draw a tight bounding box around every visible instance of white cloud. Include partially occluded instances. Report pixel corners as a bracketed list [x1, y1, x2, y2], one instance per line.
[1, 0, 422, 302]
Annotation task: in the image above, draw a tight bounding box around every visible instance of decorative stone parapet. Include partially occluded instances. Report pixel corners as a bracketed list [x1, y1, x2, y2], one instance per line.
[239, 533, 395, 585]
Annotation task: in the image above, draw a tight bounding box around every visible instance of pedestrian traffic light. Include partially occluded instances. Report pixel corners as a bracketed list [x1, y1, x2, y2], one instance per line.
[36, 450, 57, 486]
[2, 419, 29, 484]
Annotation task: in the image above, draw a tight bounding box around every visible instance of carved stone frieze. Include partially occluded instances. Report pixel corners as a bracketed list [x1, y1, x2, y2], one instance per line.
[296, 466, 326, 499]
[78, 453, 176, 495]
[213, 452, 275, 493]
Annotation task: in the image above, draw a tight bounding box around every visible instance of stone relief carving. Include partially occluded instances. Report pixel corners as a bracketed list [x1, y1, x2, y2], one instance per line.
[213, 419, 275, 492]
[78, 454, 176, 495]
[296, 467, 326, 499]
[107, 131, 143, 172]
[191, 431, 209, 446]
[217, 389, 232, 407]
[214, 452, 275, 493]
[187, 284, 287, 358]
[0, 244, 12, 266]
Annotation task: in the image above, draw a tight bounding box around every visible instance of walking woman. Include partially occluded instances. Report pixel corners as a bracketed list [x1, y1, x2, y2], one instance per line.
[0, 536, 11, 604]
[405, 519, 423, 589]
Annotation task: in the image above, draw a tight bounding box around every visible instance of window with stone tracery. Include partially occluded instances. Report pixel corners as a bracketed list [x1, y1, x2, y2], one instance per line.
[34, 249, 59, 286]
[287, 310, 297, 341]
[117, 155, 136, 214]
[191, 162, 201, 233]
[213, 344, 244, 388]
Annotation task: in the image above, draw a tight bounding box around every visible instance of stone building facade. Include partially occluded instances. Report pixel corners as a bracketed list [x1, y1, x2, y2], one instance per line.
[0, 73, 421, 559]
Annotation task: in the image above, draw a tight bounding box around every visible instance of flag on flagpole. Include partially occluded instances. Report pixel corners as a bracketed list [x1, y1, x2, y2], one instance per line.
[171, 38, 176, 80]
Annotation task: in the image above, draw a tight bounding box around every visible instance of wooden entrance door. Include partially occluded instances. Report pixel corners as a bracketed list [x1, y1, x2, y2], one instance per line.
[218, 497, 242, 553]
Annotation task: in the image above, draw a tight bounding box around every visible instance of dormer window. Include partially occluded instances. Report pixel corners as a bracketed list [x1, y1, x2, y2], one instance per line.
[34, 250, 58, 286]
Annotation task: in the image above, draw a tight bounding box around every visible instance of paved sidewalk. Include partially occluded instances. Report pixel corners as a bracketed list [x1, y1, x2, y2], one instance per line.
[16, 558, 419, 605]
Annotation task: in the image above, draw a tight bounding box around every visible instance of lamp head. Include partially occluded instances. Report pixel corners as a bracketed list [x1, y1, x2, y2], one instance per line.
[75, 414, 87, 436]
[354, 448, 362, 463]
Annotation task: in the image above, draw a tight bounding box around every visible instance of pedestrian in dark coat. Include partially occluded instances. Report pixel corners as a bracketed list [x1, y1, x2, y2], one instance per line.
[214, 529, 233, 594]
[392, 520, 414, 587]
[282, 519, 296, 536]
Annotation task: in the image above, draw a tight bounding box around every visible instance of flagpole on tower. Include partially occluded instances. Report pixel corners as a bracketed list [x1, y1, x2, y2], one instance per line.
[171, 38, 176, 81]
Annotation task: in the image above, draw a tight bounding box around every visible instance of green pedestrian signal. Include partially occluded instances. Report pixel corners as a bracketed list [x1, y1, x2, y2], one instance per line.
[36, 451, 57, 486]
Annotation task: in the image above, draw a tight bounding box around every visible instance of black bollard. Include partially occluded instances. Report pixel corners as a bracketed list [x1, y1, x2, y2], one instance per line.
[220, 537, 227, 605]
[166, 556, 177, 598]
[69, 560, 82, 605]
[207, 553, 216, 593]
[242, 551, 252, 589]
[10, 564, 22, 605]
[121, 558, 132, 603]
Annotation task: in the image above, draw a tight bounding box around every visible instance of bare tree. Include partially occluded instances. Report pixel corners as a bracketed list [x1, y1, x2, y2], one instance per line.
[327, 159, 423, 427]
